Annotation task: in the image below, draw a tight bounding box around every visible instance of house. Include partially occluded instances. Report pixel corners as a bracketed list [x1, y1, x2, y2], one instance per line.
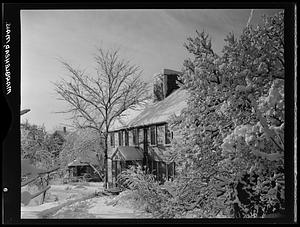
[107, 69, 189, 187]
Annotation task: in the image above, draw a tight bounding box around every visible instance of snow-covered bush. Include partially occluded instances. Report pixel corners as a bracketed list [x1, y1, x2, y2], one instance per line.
[21, 120, 54, 170]
[117, 165, 171, 217]
[169, 10, 285, 218]
[118, 165, 222, 218]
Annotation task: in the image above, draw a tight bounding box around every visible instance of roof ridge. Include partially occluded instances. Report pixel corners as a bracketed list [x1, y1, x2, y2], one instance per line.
[109, 88, 189, 131]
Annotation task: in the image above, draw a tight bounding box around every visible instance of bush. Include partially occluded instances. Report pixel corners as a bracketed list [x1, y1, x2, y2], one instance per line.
[117, 165, 220, 218]
[169, 10, 285, 218]
[117, 165, 169, 217]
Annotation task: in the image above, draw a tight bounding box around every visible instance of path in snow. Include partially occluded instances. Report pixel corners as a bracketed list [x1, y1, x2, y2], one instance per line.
[21, 182, 102, 219]
[21, 182, 152, 219]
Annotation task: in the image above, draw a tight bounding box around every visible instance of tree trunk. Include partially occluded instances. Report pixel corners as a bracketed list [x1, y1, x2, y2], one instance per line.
[104, 134, 108, 189]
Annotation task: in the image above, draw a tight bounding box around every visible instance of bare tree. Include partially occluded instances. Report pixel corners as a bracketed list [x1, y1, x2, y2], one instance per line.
[60, 128, 105, 181]
[54, 48, 150, 188]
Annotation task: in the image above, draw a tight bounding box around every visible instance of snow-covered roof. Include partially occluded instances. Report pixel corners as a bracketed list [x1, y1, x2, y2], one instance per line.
[111, 146, 144, 161]
[148, 146, 174, 164]
[68, 160, 90, 167]
[67, 150, 99, 167]
[109, 102, 149, 132]
[109, 88, 189, 131]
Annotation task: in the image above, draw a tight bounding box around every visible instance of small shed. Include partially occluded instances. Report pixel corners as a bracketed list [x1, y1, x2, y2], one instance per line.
[67, 151, 101, 182]
[110, 146, 144, 185]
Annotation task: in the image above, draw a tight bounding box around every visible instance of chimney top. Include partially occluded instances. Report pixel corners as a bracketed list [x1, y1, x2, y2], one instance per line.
[162, 69, 181, 98]
[153, 69, 182, 102]
[162, 68, 182, 76]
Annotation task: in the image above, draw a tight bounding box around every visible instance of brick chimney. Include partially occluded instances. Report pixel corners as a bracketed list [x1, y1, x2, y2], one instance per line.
[162, 69, 181, 98]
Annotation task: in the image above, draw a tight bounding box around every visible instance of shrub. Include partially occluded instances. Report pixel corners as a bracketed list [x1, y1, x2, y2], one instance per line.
[117, 165, 222, 218]
[169, 10, 285, 218]
[117, 165, 170, 217]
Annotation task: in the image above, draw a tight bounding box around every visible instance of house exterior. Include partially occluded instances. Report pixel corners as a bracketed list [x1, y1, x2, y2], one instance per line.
[107, 69, 189, 187]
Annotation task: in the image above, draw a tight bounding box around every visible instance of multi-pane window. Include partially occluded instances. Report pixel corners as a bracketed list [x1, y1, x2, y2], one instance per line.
[138, 128, 143, 147]
[150, 126, 156, 145]
[111, 125, 172, 148]
[157, 125, 164, 145]
[167, 162, 176, 180]
[132, 128, 138, 146]
[115, 132, 119, 147]
[129, 129, 133, 146]
[132, 129, 135, 145]
[118, 131, 123, 146]
[165, 124, 172, 145]
[143, 128, 148, 149]
[147, 127, 151, 145]
[124, 130, 129, 146]
[136, 129, 139, 145]
[110, 132, 115, 147]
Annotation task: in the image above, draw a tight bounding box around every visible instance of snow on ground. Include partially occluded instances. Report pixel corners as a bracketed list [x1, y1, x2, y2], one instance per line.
[21, 182, 152, 219]
[51, 196, 151, 219]
[46, 182, 103, 201]
[21, 201, 62, 219]
[87, 196, 152, 219]
[21, 182, 102, 219]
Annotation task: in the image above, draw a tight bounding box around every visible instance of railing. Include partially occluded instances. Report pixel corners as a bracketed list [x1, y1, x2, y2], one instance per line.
[21, 160, 59, 206]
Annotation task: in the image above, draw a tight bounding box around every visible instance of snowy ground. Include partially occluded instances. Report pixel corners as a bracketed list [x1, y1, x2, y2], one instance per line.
[51, 196, 151, 219]
[21, 182, 152, 219]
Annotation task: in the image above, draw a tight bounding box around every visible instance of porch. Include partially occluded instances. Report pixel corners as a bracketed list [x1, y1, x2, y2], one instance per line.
[110, 145, 175, 188]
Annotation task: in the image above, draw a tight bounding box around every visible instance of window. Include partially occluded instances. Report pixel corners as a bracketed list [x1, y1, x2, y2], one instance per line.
[147, 127, 151, 145]
[118, 131, 123, 146]
[167, 162, 176, 180]
[136, 129, 139, 145]
[138, 128, 143, 147]
[129, 129, 133, 146]
[150, 126, 156, 145]
[132, 128, 138, 146]
[165, 124, 172, 145]
[110, 132, 115, 147]
[157, 125, 164, 145]
[143, 128, 149, 149]
[124, 130, 129, 146]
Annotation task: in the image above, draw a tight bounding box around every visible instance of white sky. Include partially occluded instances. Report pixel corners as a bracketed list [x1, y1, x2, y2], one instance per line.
[20, 9, 281, 132]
